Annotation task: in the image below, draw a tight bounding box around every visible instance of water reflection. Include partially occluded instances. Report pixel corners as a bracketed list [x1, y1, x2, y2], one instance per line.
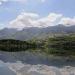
[0, 51, 75, 75]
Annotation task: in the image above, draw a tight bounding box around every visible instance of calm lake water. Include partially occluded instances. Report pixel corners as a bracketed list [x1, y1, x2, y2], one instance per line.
[0, 51, 75, 75]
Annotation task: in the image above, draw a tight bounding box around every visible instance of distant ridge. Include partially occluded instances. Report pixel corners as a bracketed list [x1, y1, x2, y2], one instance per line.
[0, 24, 75, 40]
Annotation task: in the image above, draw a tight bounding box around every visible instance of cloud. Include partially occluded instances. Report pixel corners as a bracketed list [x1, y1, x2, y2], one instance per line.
[0, 2, 2, 5]
[59, 17, 75, 26]
[8, 12, 62, 29]
[0, 0, 8, 5]
[40, 0, 46, 3]
[36, 13, 62, 27]
[13, 0, 46, 2]
[8, 12, 75, 30]
[0, 0, 46, 5]
[4, 0, 46, 3]
[11, 0, 27, 3]
[9, 12, 40, 29]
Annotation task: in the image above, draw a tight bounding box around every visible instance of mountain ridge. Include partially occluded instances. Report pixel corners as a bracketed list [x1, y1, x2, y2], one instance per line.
[0, 24, 75, 40]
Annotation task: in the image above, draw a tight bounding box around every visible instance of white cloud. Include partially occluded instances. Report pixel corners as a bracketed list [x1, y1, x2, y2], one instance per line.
[0, 2, 2, 5]
[0, 0, 46, 5]
[11, 0, 27, 3]
[8, 12, 75, 30]
[40, 0, 46, 3]
[4, 0, 46, 3]
[36, 13, 62, 27]
[13, 0, 46, 2]
[0, 0, 8, 5]
[8, 12, 62, 29]
[9, 12, 40, 29]
[59, 17, 75, 26]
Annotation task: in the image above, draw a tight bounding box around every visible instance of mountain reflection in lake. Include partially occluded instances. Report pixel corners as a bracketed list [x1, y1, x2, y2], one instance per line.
[0, 51, 75, 75]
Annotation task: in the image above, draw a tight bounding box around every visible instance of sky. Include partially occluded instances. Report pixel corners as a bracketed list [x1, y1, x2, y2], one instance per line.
[0, 0, 75, 29]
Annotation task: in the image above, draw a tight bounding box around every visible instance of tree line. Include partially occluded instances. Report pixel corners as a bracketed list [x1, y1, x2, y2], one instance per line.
[0, 35, 75, 56]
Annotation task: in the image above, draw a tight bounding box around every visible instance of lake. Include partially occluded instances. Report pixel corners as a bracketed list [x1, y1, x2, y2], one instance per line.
[0, 51, 75, 75]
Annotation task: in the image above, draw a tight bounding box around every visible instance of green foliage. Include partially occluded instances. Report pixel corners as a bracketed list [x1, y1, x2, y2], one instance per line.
[0, 35, 75, 56]
[0, 39, 36, 52]
[43, 35, 75, 56]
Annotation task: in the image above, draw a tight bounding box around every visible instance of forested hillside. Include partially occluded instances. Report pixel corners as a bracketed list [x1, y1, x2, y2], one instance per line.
[0, 39, 36, 51]
[0, 35, 75, 56]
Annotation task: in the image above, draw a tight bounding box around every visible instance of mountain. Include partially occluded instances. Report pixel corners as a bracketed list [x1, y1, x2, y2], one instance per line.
[0, 28, 18, 39]
[42, 24, 75, 33]
[12, 27, 41, 40]
[0, 25, 75, 40]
